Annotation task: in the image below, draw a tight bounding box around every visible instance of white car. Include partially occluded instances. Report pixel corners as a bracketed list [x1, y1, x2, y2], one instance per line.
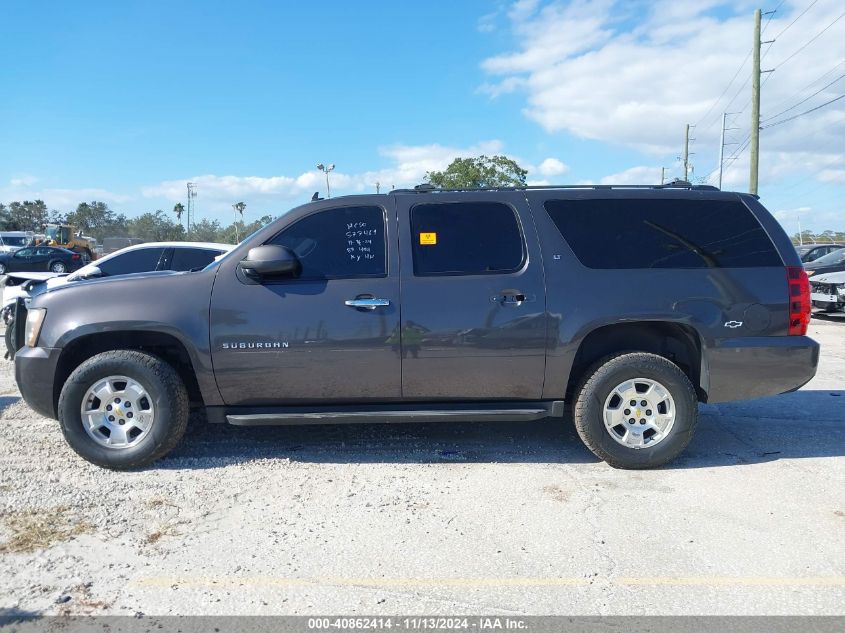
[809, 270, 845, 313]
[2, 241, 233, 357]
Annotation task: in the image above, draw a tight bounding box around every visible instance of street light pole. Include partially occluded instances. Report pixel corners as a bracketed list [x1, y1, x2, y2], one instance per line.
[317, 163, 335, 198]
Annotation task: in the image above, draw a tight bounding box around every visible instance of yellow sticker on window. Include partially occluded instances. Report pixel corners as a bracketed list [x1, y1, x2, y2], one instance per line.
[419, 232, 437, 245]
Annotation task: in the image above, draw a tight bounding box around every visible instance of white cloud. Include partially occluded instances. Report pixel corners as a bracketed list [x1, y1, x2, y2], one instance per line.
[537, 157, 569, 176]
[481, 0, 845, 182]
[477, 8, 502, 33]
[1, 180, 131, 208]
[600, 165, 663, 185]
[141, 140, 511, 214]
[9, 175, 38, 187]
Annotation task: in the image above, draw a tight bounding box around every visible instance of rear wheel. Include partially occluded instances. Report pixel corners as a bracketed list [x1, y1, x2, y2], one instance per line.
[50, 261, 67, 273]
[58, 350, 189, 469]
[0, 263, 6, 275]
[573, 352, 698, 469]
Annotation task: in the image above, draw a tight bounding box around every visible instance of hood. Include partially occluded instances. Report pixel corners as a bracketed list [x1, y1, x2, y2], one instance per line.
[3, 271, 65, 283]
[810, 270, 845, 284]
[39, 268, 180, 298]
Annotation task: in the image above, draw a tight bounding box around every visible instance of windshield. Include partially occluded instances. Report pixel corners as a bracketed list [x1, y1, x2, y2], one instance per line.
[812, 249, 845, 266]
[45, 226, 60, 240]
[0, 236, 30, 246]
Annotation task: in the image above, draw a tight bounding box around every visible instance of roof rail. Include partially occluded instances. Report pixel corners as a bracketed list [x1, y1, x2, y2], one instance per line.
[389, 182, 721, 194]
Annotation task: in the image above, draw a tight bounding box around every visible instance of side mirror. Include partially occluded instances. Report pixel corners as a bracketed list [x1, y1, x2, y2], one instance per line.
[76, 265, 102, 280]
[238, 245, 300, 280]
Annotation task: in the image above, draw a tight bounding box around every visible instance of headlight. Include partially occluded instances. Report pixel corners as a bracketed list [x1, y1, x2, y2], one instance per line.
[24, 308, 46, 347]
[837, 285, 845, 299]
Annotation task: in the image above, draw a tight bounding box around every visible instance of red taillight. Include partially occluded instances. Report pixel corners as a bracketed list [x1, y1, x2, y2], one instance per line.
[786, 266, 810, 336]
[71, 254, 80, 260]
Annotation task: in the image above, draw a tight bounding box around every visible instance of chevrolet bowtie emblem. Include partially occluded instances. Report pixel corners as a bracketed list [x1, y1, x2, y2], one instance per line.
[724, 320, 743, 329]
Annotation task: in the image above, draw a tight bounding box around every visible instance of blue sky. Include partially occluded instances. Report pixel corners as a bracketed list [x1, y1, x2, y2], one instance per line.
[1, 0, 843, 235]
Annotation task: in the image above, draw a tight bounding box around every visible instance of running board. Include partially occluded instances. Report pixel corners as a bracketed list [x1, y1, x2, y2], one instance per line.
[220, 401, 564, 426]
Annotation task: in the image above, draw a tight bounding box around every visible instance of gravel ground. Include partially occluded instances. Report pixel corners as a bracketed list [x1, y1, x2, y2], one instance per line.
[0, 317, 843, 616]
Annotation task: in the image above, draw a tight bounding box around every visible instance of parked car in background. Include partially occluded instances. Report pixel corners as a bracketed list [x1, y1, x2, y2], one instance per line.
[804, 247, 845, 277]
[0, 231, 36, 254]
[70, 241, 232, 281]
[795, 243, 844, 263]
[2, 242, 233, 358]
[0, 246, 83, 275]
[809, 270, 845, 312]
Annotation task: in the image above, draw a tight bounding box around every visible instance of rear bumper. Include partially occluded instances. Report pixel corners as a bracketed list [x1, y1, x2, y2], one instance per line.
[704, 335, 819, 403]
[14, 345, 61, 419]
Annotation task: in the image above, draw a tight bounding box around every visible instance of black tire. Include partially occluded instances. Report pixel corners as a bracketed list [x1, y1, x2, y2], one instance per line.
[50, 261, 67, 273]
[573, 352, 698, 469]
[58, 350, 189, 469]
[4, 321, 15, 360]
[0, 263, 6, 275]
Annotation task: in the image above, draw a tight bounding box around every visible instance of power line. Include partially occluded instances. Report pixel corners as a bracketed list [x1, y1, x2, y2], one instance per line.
[769, 10, 845, 71]
[760, 93, 845, 128]
[768, 0, 818, 42]
[764, 58, 845, 113]
[694, 52, 751, 129]
[695, 4, 782, 133]
[763, 72, 845, 122]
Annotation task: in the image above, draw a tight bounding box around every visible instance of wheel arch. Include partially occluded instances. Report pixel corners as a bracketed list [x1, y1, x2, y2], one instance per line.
[565, 320, 707, 402]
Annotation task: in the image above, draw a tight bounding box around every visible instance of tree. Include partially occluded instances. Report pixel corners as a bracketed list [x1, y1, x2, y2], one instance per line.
[0, 200, 51, 230]
[127, 211, 187, 242]
[425, 155, 528, 189]
[791, 230, 845, 244]
[190, 218, 224, 243]
[65, 201, 128, 241]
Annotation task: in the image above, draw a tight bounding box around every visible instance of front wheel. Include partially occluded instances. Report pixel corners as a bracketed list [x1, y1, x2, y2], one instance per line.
[572, 352, 698, 469]
[50, 261, 67, 273]
[4, 320, 16, 360]
[58, 350, 189, 469]
[0, 263, 6, 275]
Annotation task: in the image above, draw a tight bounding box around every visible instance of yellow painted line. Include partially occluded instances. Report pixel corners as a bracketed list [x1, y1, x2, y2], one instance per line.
[133, 576, 845, 589]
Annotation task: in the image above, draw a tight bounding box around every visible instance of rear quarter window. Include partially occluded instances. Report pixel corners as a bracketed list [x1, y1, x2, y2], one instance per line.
[544, 198, 782, 269]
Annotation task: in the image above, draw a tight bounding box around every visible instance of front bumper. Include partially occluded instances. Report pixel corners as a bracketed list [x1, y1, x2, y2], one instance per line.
[705, 335, 819, 403]
[14, 345, 61, 419]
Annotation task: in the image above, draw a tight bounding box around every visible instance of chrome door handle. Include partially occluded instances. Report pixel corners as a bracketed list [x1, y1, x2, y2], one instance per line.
[344, 298, 390, 310]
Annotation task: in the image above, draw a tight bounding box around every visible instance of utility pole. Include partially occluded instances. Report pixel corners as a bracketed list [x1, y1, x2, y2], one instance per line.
[661, 167, 667, 185]
[750, 8, 762, 195]
[375, 181, 380, 194]
[186, 182, 197, 233]
[683, 124, 692, 182]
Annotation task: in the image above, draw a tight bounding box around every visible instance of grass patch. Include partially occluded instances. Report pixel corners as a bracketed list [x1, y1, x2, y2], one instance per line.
[0, 507, 93, 554]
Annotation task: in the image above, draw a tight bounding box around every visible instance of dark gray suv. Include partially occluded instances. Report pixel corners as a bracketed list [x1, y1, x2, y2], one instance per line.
[13, 184, 819, 469]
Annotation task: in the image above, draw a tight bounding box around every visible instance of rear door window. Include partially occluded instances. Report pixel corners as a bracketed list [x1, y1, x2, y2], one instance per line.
[170, 247, 223, 271]
[544, 198, 782, 268]
[410, 201, 525, 276]
[97, 247, 167, 277]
